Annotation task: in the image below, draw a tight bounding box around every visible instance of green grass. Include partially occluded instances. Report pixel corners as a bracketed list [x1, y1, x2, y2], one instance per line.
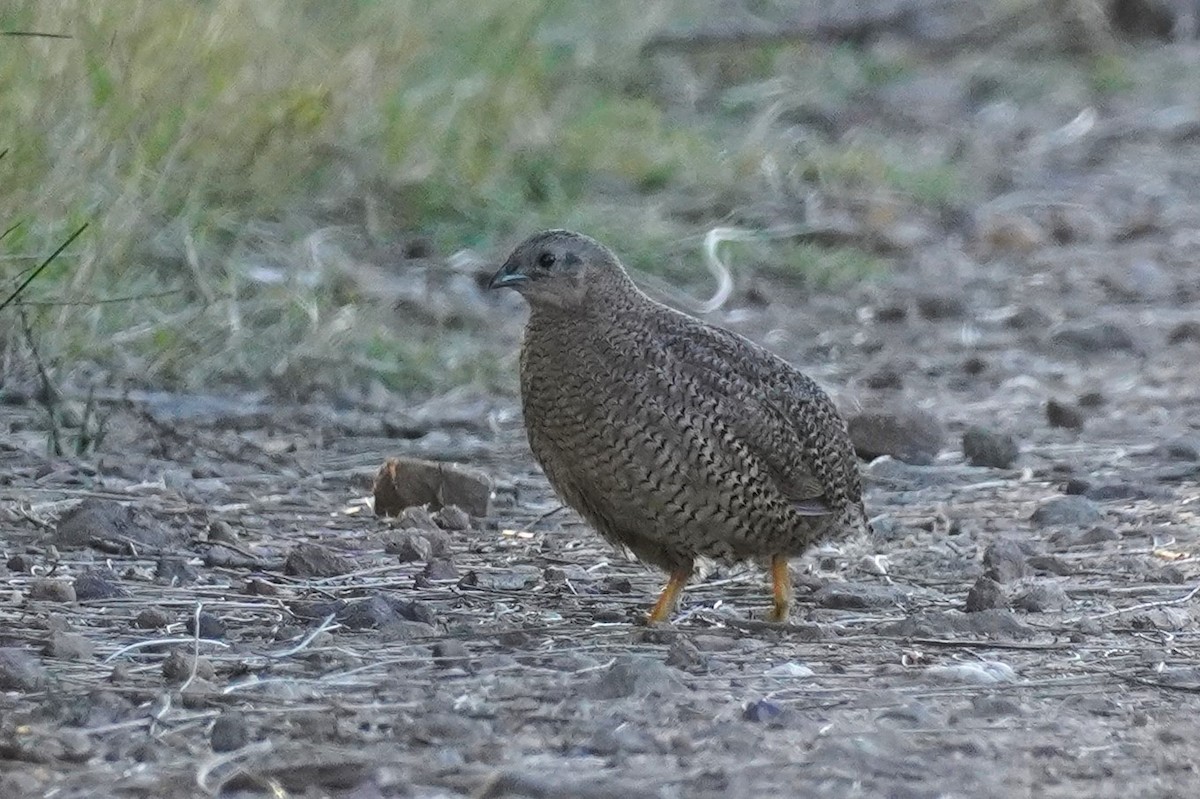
[1086, 52, 1136, 96]
[0, 1, 930, 397]
[794, 141, 963, 207]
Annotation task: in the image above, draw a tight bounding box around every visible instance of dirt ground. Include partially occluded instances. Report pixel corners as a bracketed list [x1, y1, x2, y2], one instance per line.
[5, 17, 1200, 799]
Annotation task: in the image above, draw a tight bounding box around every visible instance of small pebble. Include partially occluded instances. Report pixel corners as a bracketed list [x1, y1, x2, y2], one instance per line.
[389, 531, 432, 562]
[45, 631, 94, 661]
[1012, 582, 1070, 613]
[763, 661, 814, 678]
[74, 568, 126, 601]
[433, 505, 470, 530]
[813, 582, 904, 609]
[965, 576, 1007, 612]
[185, 611, 227, 640]
[155, 558, 198, 585]
[210, 711, 250, 752]
[587, 656, 683, 699]
[916, 292, 966, 320]
[1048, 322, 1136, 355]
[28, 579, 76, 603]
[848, 408, 945, 465]
[665, 637, 707, 672]
[1030, 496, 1103, 528]
[1167, 320, 1200, 344]
[162, 651, 216, 682]
[0, 648, 49, 691]
[743, 699, 785, 723]
[982, 539, 1028, 583]
[431, 639, 469, 669]
[423, 559, 459, 581]
[284, 542, 355, 578]
[395, 506, 440, 531]
[134, 608, 171, 629]
[927, 660, 1016, 685]
[962, 426, 1019, 468]
[207, 520, 240, 544]
[1046, 399, 1084, 430]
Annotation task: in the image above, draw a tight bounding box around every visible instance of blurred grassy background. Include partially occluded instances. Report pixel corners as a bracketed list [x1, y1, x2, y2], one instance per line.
[0, 0, 994, 400]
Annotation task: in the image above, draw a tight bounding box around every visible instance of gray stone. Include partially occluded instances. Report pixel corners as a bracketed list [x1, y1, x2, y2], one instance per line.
[1167, 321, 1200, 345]
[1048, 322, 1136, 356]
[162, 650, 216, 682]
[185, 611, 226, 640]
[881, 609, 1034, 640]
[134, 608, 171, 629]
[1030, 496, 1103, 528]
[210, 711, 250, 752]
[813, 582, 905, 609]
[965, 576, 1007, 612]
[284, 542, 355, 577]
[983, 539, 1029, 583]
[1046, 399, 1085, 430]
[74, 568, 127, 601]
[1012, 582, 1070, 613]
[586, 656, 684, 699]
[0, 648, 49, 691]
[962, 426, 1019, 468]
[431, 639, 469, 669]
[848, 409, 945, 465]
[45, 631, 94, 661]
[433, 505, 470, 530]
[395, 506, 439, 531]
[28, 579, 76, 603]
[53, 498, 181, 550]
[927, 660, 1017, 685]
[1158, 435, 1200, 461]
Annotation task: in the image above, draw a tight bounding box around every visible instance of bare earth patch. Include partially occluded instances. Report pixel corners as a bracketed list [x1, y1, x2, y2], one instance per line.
[3, 219, 1200, 795]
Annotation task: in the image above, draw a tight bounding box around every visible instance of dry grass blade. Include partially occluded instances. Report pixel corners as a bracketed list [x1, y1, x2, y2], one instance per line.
[15, 288, 189, 307]
[1085, 582, 1200, 621]
[1, 30, 73, 38]
[0, 222, 88, 312]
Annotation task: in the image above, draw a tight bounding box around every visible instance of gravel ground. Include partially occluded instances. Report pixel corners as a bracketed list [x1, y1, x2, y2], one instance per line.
[4, 12, 1200, 799]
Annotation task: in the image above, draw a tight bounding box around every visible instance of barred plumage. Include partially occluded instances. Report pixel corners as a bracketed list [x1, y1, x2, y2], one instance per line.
[489, 230, 869, 623]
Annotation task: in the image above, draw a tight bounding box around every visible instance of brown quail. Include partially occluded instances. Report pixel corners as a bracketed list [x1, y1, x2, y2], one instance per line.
[489, 230, 870, 624]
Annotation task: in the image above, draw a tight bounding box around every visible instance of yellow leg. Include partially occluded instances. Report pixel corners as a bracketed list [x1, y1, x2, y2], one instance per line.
[647, 565, 692, 625]
[769, 555, 792, 623]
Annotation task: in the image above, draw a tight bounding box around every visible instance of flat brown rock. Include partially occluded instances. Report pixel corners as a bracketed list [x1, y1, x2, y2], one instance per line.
[373, 457, 493, 517]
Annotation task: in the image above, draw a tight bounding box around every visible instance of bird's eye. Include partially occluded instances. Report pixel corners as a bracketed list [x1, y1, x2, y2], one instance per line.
[536, 251, 557, 269]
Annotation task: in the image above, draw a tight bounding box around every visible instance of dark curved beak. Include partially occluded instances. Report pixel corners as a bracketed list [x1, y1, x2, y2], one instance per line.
[487, 260, 528, 290]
